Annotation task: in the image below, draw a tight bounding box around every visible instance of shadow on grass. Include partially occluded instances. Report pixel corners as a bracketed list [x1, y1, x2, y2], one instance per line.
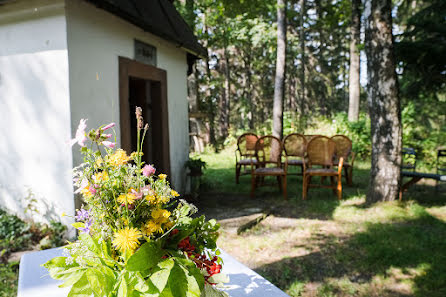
[198, 165, 371, 221]
[198, 163, 446, 222]
[255, 210, 446, 297]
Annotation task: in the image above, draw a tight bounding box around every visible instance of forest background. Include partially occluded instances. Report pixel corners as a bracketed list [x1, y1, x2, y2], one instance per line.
[175, 0, 445, 166]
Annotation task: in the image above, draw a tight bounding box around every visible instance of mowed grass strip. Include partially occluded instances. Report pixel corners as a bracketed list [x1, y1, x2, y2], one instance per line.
[197, 147, 446, 297]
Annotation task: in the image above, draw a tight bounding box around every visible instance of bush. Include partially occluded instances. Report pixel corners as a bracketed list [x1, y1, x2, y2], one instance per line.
[0, 209, 67, 262]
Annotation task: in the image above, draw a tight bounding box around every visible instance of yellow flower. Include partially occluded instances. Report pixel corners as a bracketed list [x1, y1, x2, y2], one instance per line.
[152, 208, 171, 224]
[61, 212, 67, 217]
[118, 193, 137, 205]
[93, 171, 109, 183]
[81, 187, 94, 199]
[158, 174, 167, 180]
[95, 157, 103, 168]
[145, 194, 156, 204]
[122, 218, 129, 225]
[164, 221, 174, 230]
[112, 227, 141, 253]
[108, 149, 130, 167]
[171, 190, 180, 197]
[142, 220, 163, 236]
[157, 195, 170, 204]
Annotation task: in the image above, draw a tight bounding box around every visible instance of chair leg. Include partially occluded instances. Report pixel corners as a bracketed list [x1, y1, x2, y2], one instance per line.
[236, 164, 241, 184]
[303, 174, 309, 200]
[347, 166, 353, 186]
[282, 174, 287, 200]
[277, 176, 283, 192]
[330, 176, 336, 195]
[337, 175, 342, 200]
[250, 174, 256, 198]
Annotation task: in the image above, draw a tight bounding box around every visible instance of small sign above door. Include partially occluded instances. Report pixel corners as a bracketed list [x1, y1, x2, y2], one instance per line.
[134, 40, 157, 66]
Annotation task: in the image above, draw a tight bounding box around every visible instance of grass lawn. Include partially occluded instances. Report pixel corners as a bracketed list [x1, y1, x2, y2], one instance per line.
[0, 262, 19, 297]
[196, 146, 446, 297]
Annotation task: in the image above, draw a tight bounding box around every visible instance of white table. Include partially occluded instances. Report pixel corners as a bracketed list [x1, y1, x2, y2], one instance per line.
[18, 248, 290, 297]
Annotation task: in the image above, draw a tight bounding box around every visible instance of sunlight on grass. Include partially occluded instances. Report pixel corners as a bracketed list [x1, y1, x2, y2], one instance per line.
[198, 148, 446, 297]
[333, 200, 429, 224]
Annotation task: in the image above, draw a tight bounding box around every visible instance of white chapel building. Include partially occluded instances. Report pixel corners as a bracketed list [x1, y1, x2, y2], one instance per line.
[0, 0, 206, 224]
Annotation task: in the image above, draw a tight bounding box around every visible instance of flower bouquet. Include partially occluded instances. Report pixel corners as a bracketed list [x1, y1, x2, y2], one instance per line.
[43, 108, 229, 297]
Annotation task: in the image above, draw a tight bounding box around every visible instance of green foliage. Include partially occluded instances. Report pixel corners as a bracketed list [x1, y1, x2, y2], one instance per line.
[0, 261, 19, 297]
[184, 158, 207, 173]
[0, 208, 66, 262]
[0, 209, 32, 256]
[43, 215, 223, 297]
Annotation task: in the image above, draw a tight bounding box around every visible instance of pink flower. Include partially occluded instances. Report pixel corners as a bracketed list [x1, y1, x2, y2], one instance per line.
[142, 164, 156, 176]
[103, 133, 112, 139]
[102, 123, 115, 131]
[102, 141, 115, 148]
[131, 189, 143, 200]
[70, 119, 88, 147]
[88, 186, 97, 195]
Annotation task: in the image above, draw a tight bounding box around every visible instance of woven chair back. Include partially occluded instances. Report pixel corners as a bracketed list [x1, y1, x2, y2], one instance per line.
[306, 136, 336, 167]
[255, 135, 283, 167]
[330, 135, 352, 159]
[283, 133, 307, 157]
[237, 133, 258, 158]
[304, 135, 320, 143]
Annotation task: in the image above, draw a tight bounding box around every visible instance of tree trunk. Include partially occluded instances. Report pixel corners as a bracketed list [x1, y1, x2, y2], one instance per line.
[365, 0, 402, 203]
[219, 47, 230, 139]
[299, 0, 306, 117]
[348, 0, 361, 122]
[272, 0, 287, 139]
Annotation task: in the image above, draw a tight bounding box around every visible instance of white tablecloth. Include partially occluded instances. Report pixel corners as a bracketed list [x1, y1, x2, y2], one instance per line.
[18, 248, 290, 297]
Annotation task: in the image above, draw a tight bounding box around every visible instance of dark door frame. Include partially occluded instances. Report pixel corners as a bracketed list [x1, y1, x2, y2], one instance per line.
[119, 56, 171, 178]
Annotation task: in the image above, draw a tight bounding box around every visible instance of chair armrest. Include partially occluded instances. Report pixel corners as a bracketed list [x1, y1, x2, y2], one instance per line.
[283, 156, 288, 174]
[337, 157, 344, 175]
[235, 149, 241, 163]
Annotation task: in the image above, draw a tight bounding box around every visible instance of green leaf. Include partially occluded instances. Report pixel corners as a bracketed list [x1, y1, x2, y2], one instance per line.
[168, 262, 187, 297]
[86, 268, 115, 297]
[68, 275, 93, 297]
[117, 276, 128, 297]
[72, 222, 85, 229]
[207, 273, 229, 285]
[79, 233, 101, 254]
[149, 258, 174, 293]
[127, 242, 164, 271]
[201, 284, 229, 297]
[58, 271, 85, 288]
[174, 258, 204, 297]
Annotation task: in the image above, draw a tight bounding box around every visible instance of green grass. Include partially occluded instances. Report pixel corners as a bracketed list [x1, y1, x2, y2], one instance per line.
[0, 262, 19, 297]
[196, 146, 446, 297]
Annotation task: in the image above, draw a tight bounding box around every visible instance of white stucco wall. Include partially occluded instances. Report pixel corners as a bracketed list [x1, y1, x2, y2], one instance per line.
[0, 0, 74, 225]
[65, 0, 189, 192]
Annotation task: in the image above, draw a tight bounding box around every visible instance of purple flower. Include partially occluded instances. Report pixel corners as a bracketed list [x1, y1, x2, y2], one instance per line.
[78, 219, 92, 234]
[142, 165, 156, 177]
[102, 123, 115, 131]
[70, 119, 88, 147]
[102, 141, 115, 148]
[75, 209, 89, 221]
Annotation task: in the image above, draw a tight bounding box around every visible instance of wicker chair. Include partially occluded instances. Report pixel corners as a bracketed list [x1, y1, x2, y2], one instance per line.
[235, 133, 259, 184]
[303, 136, 343, 200]
[436, 147, 446, 192]
[330, 135, 355, 186]
[251, 135, 287, 199]
[402, 147, 417, 172]
[283, 133, 307, 176]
